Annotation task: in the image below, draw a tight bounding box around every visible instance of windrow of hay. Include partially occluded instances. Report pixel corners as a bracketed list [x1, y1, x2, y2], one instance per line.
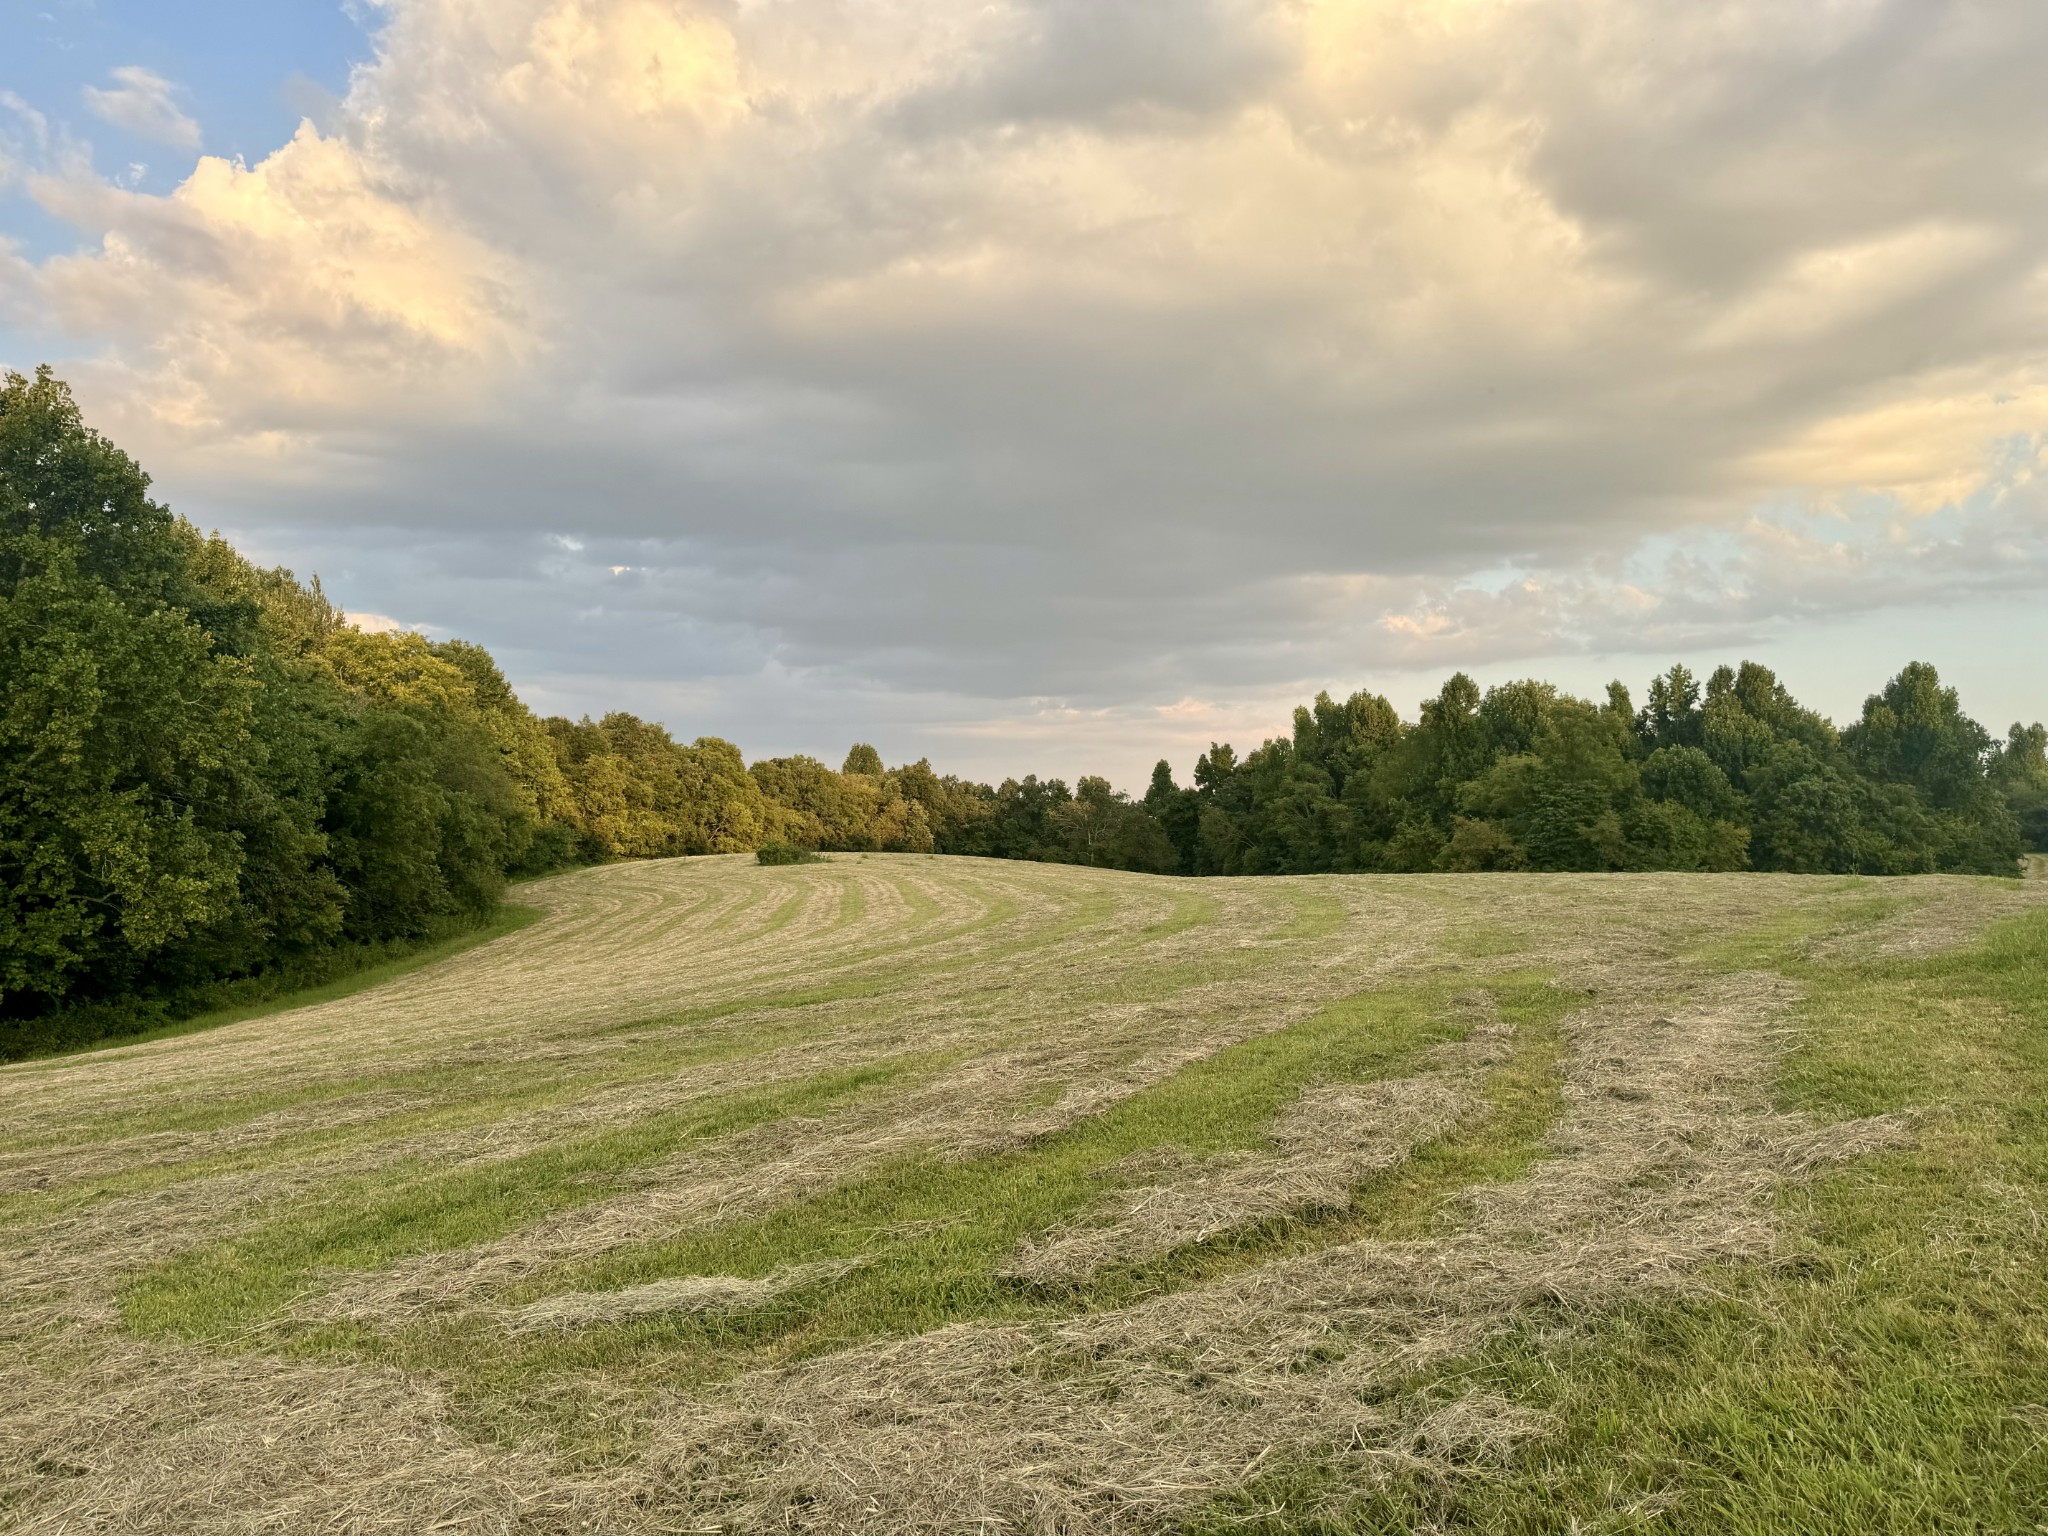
[1000, 1004, 1510, 1284]
[628, 971, 1913, 1533]
[501, 1259, 869, 1332]
[1807, 876, 2048, 960]
[0, 1331, 611, 1535]
[0, 861, 1032, 1123]
[287, 883, 1455, 1331]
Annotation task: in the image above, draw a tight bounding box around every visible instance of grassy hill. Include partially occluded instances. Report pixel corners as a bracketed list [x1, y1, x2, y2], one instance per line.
[3, 856, 2047, 1533]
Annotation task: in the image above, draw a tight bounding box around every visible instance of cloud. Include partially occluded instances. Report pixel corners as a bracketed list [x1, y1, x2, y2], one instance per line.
[5, 0, 2048, 778]
[18, 118, 526, 452]
[82, 66, 201, 151]
[344, 611, 424, 634]
[894, 0, 1295, 131]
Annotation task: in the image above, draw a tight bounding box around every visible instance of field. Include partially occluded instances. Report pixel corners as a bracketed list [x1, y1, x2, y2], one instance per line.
[4, 856, 2048, 1533]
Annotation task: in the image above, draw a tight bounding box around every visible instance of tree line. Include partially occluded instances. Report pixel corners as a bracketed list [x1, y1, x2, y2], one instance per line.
[5, 368, 2044, 1040]
[1130, 666, 2044, 878]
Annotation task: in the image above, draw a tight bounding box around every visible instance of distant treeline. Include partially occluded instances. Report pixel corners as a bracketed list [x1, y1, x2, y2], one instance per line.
[4, 367, 2045, 1033]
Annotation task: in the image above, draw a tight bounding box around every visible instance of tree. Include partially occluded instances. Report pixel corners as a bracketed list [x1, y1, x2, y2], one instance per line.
[546, 714, 771, 857]
[1143, 760, 1204, 872]
[1457, 701, 1634, 871]
[432, 638, 573, 830]
[1630, 746, 1749, 871]
[1048, 776, 1176, 872]
[0, 543, 256, 1008]
[1640, 665, 1704, 752]
[1991, 723, 2048, 851]
[1401, 673, 1493, 829]
[751, 754, 860, 848]
[1, 370, 268, 1013]
[1845, 663, 2019, 874]
[321, 627, 537, 916]
[1745, 744, 1864, 874]
[986, 775, 1073, 861]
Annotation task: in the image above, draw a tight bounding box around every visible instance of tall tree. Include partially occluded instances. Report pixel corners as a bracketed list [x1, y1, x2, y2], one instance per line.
[1, 370, 266, 1012]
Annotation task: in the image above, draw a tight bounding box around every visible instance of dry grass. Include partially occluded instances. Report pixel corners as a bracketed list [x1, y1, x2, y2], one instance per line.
[2, 858, 2040, 1534]
[502, 1259, 870, 1333]
[1808, 876, 2047, 960]
[641, 973, 1911, 1533]
[1000, 1000, 1509, 1285]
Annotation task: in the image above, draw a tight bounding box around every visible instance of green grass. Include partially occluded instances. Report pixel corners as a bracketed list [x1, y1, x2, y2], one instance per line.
[1270, 884, 1353, 941]
[121, 1056, 930, 1342]
[0, 1009, 865, 1230]
[514, 983, 1470, 1332]
[297, 976, 1576, 1428]
[0, 900, 546, 1066]
[1139, 888, 1221, 943]
[1443, 922, 1532, 960]
[1690, 879, 1898, 971]
[0, 883, 1235, 1221]
[101, 945, 1596, 1471]
[1183, 907, 2048, 1535]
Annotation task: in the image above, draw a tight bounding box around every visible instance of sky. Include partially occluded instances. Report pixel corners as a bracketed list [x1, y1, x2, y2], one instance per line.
[4, 0, 2047, 790]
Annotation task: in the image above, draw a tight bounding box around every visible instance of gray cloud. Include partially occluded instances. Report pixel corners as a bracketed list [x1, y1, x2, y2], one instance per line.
[892, 0, 1295, 131]
[5, 0, 2048, 781]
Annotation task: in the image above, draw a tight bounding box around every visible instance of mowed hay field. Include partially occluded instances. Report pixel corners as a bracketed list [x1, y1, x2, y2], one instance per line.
[5, 859, 2048, 1534]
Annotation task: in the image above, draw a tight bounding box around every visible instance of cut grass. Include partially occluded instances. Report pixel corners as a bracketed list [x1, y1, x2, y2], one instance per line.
[0, 1009, 858, 1229]
[344, 976, 1571, 1411]
[1182, 906, 2048, 1535]
[1689, 878, 1897, 971]
[1270, 883, 1354, 942]
[121, 1056, 931, 1342]
[1138, 976, 1574, 1272]
[11, 861, 2044, 1534]
[0, 883, 1236, 1222]
[0, 900, 546, 1066]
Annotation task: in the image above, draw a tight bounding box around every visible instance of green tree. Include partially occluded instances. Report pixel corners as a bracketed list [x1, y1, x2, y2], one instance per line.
[548, 714, 771, 858]
[1458, 700, 1634, 871]
[1845, 663, 2019, 874]
[1639, 664, 1704, 751]
[0, 543, 255, 1007]
[1048, 776, 1177, 872]
[1, 370, 269, 1013]
[321, 627, 536, 921]
[1991, 723, 2048, 851]
[1143, 760, 1204, 871]
[1630, 745, 1749, 871]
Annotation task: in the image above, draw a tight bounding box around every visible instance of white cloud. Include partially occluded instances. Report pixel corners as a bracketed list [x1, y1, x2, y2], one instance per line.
[344, 610, 421, 634]
[82, 66, 201, 151]
[18, 117, 526, 456]
[5, 0, 2048, 777]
